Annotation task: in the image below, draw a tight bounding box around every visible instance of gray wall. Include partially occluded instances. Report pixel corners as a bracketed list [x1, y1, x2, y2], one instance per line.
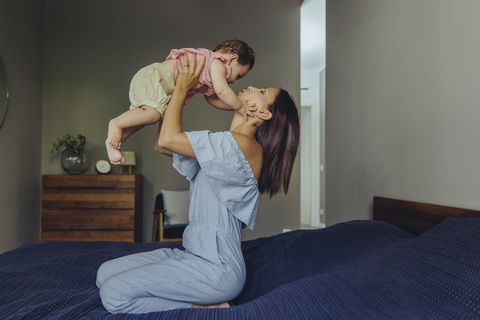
[6, 0, 479, 254]
[41, 0, 301, 242]
[0, 0, 43, 253]
[326, 0, 480, 225]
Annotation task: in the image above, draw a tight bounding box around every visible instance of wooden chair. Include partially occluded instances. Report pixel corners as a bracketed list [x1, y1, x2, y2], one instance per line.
[151, 192, 188, 242]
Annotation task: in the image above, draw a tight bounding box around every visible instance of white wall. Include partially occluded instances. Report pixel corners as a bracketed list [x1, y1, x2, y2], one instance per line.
[0, 0, 43, 253]
[326, 0, 480, 225]
[41, 0, 302, 241]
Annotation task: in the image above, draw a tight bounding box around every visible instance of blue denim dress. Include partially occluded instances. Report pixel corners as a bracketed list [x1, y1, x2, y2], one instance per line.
[97, 131, 259, 314]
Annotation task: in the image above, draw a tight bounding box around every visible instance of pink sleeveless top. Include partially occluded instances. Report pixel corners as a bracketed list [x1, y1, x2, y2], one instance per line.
[166, 48, 232, 103]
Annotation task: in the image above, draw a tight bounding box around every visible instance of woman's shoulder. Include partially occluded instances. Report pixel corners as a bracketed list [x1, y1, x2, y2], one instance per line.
[230, 132, 258, 148]
[230, 132, 263, 180]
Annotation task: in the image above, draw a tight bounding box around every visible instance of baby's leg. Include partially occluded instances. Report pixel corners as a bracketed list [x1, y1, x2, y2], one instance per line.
[107, 106, 162, 164]
[106, 125, 145, 164]
[107, 106, 162, 148]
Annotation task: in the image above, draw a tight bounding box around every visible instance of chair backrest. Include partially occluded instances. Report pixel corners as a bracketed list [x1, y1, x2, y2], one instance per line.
[156, 190, 190, 225]
[152, 191, 188, 242]
[154, 193, 165, 211]
[153, 193, 166, 223]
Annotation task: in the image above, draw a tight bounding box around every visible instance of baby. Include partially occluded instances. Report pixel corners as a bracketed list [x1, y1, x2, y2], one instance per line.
[106, 39, 256, 164]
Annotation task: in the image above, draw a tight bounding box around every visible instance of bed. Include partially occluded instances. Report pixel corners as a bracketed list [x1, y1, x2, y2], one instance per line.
[1, 196, 479, 319]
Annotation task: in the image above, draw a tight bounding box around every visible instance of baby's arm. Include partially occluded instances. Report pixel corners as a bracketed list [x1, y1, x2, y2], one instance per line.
[205, 95, 257, 120]
[210, 59, 243, 111]
[204, 95, 232, 110]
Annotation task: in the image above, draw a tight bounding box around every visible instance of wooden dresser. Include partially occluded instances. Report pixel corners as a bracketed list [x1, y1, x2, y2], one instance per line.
[41, 174, 143, 242]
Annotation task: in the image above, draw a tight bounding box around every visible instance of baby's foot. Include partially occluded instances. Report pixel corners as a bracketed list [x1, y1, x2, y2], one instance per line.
[108, 120, 123, 149]
[105, 139, 125, 164]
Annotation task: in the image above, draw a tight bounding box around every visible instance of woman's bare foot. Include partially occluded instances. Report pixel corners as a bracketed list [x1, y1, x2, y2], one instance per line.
[105, 139, 125, 164]
[108, 119, 123, 149]
[192, 302, 231, 309]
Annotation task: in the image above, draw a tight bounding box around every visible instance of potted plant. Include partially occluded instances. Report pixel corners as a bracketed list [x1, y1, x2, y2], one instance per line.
[50, 134, 90, 174]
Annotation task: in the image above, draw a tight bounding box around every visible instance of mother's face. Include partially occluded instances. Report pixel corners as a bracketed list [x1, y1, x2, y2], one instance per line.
[238, 87, 279, 111]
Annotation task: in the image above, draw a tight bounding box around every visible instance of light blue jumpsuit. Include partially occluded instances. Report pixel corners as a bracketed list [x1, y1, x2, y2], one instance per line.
[96, 131, 259, 314]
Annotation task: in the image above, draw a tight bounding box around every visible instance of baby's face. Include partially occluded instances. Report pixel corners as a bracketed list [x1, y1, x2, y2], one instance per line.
[227, 61, 250, 84]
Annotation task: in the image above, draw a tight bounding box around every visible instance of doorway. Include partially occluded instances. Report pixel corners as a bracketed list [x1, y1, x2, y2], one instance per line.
[300, 0, 326, 228]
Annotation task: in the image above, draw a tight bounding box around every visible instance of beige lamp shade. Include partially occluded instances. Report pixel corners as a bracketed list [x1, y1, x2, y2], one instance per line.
[121, 151, 136, 166]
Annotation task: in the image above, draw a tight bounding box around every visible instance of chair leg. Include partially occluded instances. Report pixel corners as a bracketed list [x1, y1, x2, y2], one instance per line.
[152, 213, 159, 243]
[159, 214, 164, 242]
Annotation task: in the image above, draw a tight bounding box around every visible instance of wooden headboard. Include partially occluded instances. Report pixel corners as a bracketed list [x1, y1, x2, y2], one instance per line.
[373, 197, 480, 235]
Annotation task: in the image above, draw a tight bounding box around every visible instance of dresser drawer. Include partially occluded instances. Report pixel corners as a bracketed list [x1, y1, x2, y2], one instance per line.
[42, 190, 136, 210]
[41, 209, 135, 230]
[41, 174, 142, 242]
[41, 230, 135, 242]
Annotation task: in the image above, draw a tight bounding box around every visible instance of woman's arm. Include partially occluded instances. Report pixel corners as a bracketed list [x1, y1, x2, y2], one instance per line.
[156, 54, 205, 158]
[153, 123, 173, 157]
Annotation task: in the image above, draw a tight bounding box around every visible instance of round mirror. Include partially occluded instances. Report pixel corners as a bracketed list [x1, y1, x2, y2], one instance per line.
[0, 56, 9, 128]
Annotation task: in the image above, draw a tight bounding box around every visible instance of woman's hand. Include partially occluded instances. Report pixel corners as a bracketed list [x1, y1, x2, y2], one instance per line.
[175, 53, 206, 92]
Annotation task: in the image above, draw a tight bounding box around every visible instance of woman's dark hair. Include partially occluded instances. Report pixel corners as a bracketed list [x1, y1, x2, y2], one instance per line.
[257, 89, 300, 197]
[213, 38, 256, 70]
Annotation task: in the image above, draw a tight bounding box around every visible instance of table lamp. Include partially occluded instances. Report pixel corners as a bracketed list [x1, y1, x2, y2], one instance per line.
[120, 151, 136, 174]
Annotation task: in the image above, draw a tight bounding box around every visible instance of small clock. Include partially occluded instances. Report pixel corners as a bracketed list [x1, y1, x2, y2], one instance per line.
[95, 160, 111, 174]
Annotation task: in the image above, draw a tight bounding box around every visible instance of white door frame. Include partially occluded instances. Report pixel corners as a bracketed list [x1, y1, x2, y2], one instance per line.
[300, 69, 325, 229]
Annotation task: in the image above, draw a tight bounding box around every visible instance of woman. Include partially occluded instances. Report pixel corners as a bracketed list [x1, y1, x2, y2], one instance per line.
[96, 55, 300, 314]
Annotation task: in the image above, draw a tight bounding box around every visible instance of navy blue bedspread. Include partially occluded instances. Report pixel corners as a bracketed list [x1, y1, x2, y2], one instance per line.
[1, 218, 479, 319]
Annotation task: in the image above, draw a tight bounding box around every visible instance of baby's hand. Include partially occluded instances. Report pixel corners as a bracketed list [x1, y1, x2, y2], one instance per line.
[241, 100, 257, 120]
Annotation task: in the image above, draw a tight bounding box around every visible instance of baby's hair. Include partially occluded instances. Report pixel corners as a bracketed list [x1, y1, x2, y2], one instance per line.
[213, 38, 256, 71]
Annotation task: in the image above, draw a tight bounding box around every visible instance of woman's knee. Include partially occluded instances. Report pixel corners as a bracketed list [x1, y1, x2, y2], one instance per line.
[96, 260, 117, 288]
[99, 276, 130, 314]
[96, 262, 108, 288]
